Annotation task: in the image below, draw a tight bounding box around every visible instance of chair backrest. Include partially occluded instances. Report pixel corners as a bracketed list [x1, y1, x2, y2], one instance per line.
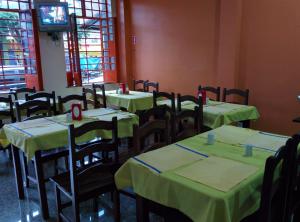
[284, 134, 300, 221]
[10, 87, 36, 100]
[15, 98, 52, 122]
[133, 119, 169, 155]
[92, 83, 107, 108]
[258, 138, 297, 222]
[83, 87, 98, 109]
[133, 79, 147, 91]
[25, 91, 56, 114]
[67, 117, 119, 197]
[136, 105, 174, 126]
[223, 88, 249, 105]
[198, 85, 221, 101]
[0, 95, 15, 123]
[173, 106, 202, 142]
[153, 91, 176, 112]
[58, 93, 88, 114]
[177, 94, 202, 112]
[144, 81, 159, 92]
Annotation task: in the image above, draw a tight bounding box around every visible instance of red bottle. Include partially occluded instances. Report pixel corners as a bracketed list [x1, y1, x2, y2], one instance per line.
[120, 83, 126, 94]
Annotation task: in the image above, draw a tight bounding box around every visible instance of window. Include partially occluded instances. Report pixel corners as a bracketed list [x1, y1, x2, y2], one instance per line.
[0, 1, 41, 90]
[62, 0, 117, 85]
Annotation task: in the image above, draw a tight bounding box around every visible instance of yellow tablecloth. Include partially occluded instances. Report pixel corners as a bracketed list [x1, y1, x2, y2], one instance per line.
[98, 90, 153, 113]
[184, 101, 260, 128]
[115, 125, 289, 222]
[1, 108, 138, 160]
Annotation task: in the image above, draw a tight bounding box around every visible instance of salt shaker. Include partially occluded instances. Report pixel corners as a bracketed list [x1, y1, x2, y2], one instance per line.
[207, 132, 215, 145]
[244, 144, 253, 157]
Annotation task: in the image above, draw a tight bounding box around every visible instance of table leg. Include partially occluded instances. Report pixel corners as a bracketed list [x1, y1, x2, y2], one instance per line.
[136, 195, 149, 222]
[11, 145, 24, 199]
[34, 150, 49, 220]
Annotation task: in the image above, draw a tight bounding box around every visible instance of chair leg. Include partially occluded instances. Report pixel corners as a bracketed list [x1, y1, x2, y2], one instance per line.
[72, 199, 80, 222]
[64, 156, 69, 171]
[22, 153, 29, 188]
[54, 185, 63, 222]
[93, 198, 98, 213]
[54, 159, 59, 175]
[113, 190, 120, 222]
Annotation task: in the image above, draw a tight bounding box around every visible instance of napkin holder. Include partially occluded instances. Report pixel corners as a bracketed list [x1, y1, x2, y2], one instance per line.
[71, 103, 82, 121]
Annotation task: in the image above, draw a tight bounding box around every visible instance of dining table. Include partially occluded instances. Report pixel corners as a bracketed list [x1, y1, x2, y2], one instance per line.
[97, 90, 153, 113]
[115, 125, 290, 222]
[158, 99, 260, 128]
[0, 108, 139, 219]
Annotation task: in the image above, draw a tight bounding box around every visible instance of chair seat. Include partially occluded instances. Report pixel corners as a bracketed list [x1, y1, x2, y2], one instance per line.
[50, 170, 115, 200]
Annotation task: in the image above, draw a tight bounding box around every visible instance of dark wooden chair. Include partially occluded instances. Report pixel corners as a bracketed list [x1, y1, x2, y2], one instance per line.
[82, 87, 98, 109]
[15, 98, 69, 220]
[153, 91, 176, 112]
[133, 119, 169, 155]
[58, 93, 88, 114]
[136, 105, 173, 126]
[15, 99, 52, 122]
[25, 91, 57, 114]
[241, 138, 298, 222]
[177, 94, 202, 112]
[223, 88, 249, 105]
[173, 106, 203, 142]
[10, 87, 36, 100]
[144, 81, 159, 92]
[133, 79, 147, 91]
[284, 134, 300, 221]
[198, 85, 221, 101]
[92, 83, 107, 108]
[50, 117, 120, 222]
[0, 95, 15, 158]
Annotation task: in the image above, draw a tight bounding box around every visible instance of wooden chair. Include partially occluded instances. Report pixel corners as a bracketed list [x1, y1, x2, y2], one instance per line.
[177, 94, 202, 112]
[50, 117, 120, 222]
[25, 91, 57, 114]
[153, 91, 176, 112]
[144, 81, 159, 92]
[133, 79, 147, 91]
[0, 95, 15, 158]
[133, 119, 169, 155]
[284, 134, 300, 221]
[15, 99, 68, 194]
[223, 88, 249, 105]
[82, 87, 98, 109]
[241, 138, 298, 222]
[10, 87, 36, 100]
[15, 99, 52, 122]
[92, 83, 107, 108]
[198, 85, 221, 101]
[137, 105, 173, 125]
[58, 93, 88, 114]
[173, 106, 202, 142]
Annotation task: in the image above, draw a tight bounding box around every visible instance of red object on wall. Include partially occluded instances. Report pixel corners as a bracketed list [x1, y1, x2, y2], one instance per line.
[74, 72, 81, 86]
[66, 71, 73, 87]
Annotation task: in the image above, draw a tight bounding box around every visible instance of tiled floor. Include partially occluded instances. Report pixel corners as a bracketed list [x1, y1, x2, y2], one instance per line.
[0, 150, 163, 222]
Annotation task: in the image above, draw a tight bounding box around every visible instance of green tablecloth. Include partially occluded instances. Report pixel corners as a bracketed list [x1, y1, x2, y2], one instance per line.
[115, 125, 289, 222]
[1, 108, 138, 160]
[100, 90, 153, 113]
[182, 100, 259, 128]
